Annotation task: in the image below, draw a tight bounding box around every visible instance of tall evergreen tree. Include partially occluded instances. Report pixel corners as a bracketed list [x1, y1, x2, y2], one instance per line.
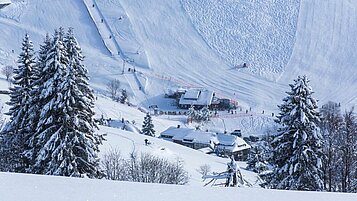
[1, 34, 36, 171]
[23, 33, 53, 164]
[64, 28, 93, 98]
[142, 113, 155, 137]
[25, 28, 102, 178]
[270, 75, 324, 191]
[246, 143, 269, 174]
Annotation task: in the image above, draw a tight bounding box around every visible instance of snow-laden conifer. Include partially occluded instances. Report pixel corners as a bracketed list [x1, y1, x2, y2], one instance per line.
[270, 75, 324, 191]
[142, 113, 155, 137]
[26, 28, 102, 178]
[1, 34, 36, 171]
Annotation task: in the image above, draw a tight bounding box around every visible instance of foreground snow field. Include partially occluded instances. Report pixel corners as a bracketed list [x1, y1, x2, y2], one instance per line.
[0, 172, 356, 201]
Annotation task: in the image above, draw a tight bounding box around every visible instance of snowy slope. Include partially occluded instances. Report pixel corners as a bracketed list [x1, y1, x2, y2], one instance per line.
[280, 0, 357, 107]
[179, 0, 356, 107]
[98, 125, 259, 186]
[1, 0, 355, 112]
[1, 172, 356, 201]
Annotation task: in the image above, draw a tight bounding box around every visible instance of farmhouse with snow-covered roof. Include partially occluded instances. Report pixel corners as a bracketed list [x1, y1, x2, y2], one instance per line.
[215, 133, 251, 160]
[178, 88, 215, 109]
[160, 126, 218, 149]
[0, 0, 11, 8]
[160, 126, 250, 160]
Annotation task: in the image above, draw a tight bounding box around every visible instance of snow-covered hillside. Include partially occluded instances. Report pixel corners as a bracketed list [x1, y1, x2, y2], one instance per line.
[1, 0, 355, 111]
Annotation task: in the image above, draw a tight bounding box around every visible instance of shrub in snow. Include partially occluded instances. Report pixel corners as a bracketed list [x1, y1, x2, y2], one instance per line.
[198, 164, 211, 177]
[270, 75, 324, 191]
[102, 151, 189, 185]
[1, 65, 13, 81]
[106, 79, 121, 101]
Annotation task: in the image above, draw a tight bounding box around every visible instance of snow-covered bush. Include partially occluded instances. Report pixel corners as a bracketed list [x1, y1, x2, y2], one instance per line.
[102, 151, 189, 185]
[1, 65, 13, 81]
[198, 164, 211, 177]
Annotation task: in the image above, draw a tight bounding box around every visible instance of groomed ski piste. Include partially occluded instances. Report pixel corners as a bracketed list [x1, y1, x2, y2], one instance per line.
[0, 0, 357, 200]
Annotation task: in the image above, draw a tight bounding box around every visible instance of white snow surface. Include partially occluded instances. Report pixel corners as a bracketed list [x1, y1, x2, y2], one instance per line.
[0, 172, 356, 201]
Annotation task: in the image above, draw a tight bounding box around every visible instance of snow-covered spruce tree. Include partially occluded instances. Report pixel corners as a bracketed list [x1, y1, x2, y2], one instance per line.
[246, 144, 269, 174]
[119, 89, 128, 104]
[64, 27, 101, 149]
[199, 106, 210, 122]
[0, 34, 37, 172]
[187, 105, 197, 123]
[270, 75, 324, 191]
[22, 33, 53, 166]
[142, 113, 155, 137]
[26, 28, 102, 178]
[64, 27, 94, 101]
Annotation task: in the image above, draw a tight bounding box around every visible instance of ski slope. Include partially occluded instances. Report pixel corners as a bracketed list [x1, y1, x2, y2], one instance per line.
[1, 0, 355, 111]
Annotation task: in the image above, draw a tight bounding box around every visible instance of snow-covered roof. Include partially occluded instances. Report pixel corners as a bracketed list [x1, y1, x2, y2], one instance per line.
[160, 127, 218, 145]
[160, 127, 250, 153]
[216, 133, 250, 152]
[180, 130, 218, 144]
[216, 134, 236, 146]
[178, 88, 214, 106]
[183, 89, 200, 100]
[160, 127, 193, 138]
[0, 0, 11, 4]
